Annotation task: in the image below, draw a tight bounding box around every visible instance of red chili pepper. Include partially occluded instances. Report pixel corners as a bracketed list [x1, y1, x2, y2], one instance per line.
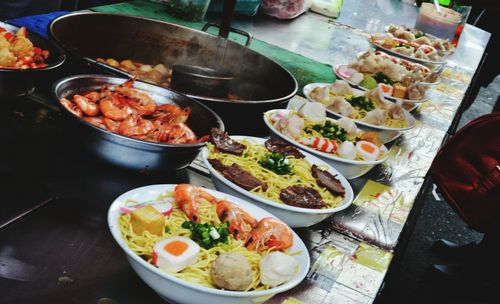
[3, 32, 14, 41]
[21, 56, 34, 65]
[152, 251, 158, 265]
[163, 208, 173, 216]
[266, 239, 283, 249]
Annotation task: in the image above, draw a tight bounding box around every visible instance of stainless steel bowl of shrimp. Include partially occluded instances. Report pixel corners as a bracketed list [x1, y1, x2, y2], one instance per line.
[53, 75, 224, 171]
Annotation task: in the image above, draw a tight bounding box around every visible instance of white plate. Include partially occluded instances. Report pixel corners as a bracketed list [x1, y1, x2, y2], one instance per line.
[303, 83, 416, 141]
[201, 136, 354, 227]
[367, 38, 447, 66]
[383, 25, 455, 57]
[355, 50, 441, 86]
[263, 110, 391, 179]
[108, 184, 310, 304]
[333, 64, 429, 104]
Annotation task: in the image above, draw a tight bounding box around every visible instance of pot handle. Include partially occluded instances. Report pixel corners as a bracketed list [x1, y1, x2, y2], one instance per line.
[202, 23, 253, 48]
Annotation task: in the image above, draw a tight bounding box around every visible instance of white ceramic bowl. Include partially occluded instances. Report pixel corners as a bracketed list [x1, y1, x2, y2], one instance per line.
[333, 64, 429, 104]
[108, 184, 310, 304]
[367, 37, 448, 65]
[355, 50, 441, 85]
[201, 136, 354, 227]
[264, 110, 390, 179]
[303, 83, 417, 143]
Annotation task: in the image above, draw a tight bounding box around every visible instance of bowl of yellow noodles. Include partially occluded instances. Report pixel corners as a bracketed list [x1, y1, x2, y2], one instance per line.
[108, 184, 310, 304]
[201, 136, 354, 227]
[303, 82, 417, 143]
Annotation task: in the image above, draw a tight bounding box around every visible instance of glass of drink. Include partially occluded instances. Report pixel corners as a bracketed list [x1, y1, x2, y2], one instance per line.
[451, 5, 471, 46]
[414, 3, 461, 41]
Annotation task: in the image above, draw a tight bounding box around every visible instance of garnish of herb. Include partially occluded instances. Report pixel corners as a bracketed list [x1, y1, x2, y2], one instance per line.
[181, 221, 229, 249]
[396, 43, 411, 49]
[305, 120, 348, 142]
[415, 32, 425, 39]
[345, 95, 375, 112]
[373, 72, 394, 85]
[259, 152, 293, 175]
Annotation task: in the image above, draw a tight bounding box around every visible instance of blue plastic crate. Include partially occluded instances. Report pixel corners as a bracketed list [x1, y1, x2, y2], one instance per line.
[7, 11, 69, 38]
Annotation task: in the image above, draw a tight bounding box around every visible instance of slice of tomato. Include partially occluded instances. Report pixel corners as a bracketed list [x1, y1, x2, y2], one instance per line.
[33, 47, 42, 55]
[266, 239, 283, 248]
[3, 32, 14, 41]
[0, 27, 6, 33]
[152, 251, 158, 265]
[21, 56, 34, 65]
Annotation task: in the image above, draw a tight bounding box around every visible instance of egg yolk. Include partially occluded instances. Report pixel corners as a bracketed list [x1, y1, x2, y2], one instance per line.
[361, 143, 376, 154]
[164, 240, 189, 256]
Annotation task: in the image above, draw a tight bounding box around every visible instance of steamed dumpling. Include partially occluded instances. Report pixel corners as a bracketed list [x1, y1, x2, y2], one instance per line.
[310, 85, 331, 105]
[388, 100, 405, 120]
[393, 46, 414, 56]
[330, 80, 354, 96]
[260, 252, 298, 287]
[362, 109, 386, 125]
[330, 96, 354, 118]
[337, 117, 357, 137]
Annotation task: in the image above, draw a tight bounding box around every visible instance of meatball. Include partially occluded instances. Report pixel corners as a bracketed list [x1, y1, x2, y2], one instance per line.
[210, 252, 252, 291]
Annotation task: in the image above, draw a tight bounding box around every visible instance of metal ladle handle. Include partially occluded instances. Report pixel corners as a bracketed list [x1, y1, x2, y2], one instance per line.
[219, 0, 237, 39]
[202, 23, 253, 47]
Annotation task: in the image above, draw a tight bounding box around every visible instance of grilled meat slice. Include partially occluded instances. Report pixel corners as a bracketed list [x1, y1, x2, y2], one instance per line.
[210, 128, 246, 155]
[264, 138, 304, 159]
[311, 165, 345, 196]
[279, 185, 326, 209]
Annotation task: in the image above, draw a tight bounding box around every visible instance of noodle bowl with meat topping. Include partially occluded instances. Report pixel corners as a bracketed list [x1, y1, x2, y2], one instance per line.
[202, 135, 353, 227]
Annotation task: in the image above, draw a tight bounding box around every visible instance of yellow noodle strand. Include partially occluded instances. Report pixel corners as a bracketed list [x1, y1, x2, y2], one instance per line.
[207, 140, 343, 209]
[119, 198, 276, 291]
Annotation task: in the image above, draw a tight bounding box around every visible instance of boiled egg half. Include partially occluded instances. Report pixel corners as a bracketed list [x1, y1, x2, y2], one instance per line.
[153, 236, 200, 273]
[355, 140, 380, 161]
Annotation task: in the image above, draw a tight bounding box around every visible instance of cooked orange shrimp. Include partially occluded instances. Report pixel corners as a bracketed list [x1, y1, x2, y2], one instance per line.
[83, 116, 106, 129]
[60, 98, 82, 117]
[73, 94, 100, 116]
[152, 104, 181, 124]
[99, 89, 132, 121]
[112, 78, 156, 115]
[104, 117, 120, 132]
[163, 123, 197, 144]
[117, 114, 154, 137]
[84, 91, 101, 103]
[245, 217, 293, 252]
[216, 200, 257, 240]
[174, 184, 218, 222]
[142, 126, 169, 143]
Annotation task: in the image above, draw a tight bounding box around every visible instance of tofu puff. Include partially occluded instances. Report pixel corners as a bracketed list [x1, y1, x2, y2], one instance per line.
[118, 191, 299, 290]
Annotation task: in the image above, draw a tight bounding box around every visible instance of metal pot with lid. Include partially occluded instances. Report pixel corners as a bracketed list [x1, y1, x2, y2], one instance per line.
[49, 11, 298, 135]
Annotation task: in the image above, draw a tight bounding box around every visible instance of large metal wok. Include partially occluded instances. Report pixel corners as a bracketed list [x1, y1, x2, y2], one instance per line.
[49, 12, 298, 135]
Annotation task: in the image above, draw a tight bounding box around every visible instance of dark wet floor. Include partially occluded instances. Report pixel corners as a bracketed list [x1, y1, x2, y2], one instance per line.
[377, 75, 499, 304]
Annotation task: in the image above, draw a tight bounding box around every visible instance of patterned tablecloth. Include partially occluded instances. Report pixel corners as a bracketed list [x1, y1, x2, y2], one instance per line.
[7, 0, 488, 303]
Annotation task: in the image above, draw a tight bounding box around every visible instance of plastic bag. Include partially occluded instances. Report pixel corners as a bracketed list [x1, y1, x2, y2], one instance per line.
[310, 0, 343, 18]
[260, 0, 313, 19]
